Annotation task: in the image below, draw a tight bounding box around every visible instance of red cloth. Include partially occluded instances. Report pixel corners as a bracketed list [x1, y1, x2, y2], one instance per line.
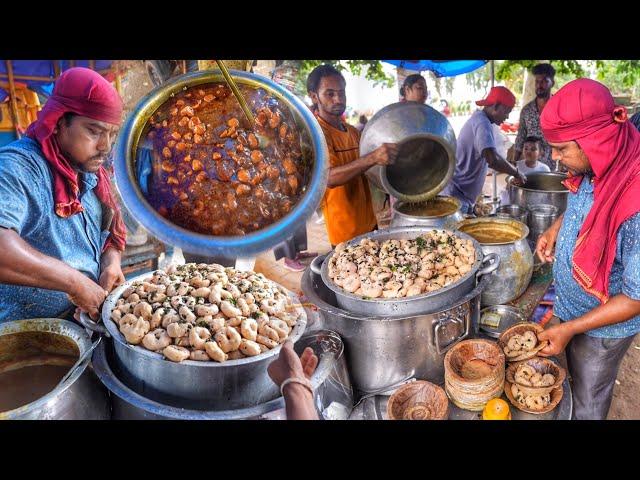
[476, 86, 516, 108]
[541, 78, 640, 303]
[26, 67, 126, 252]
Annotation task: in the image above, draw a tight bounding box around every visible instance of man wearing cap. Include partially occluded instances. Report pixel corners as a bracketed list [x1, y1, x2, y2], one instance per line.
[0, 67, 126, 323]
[442, 86, 526, 214]
[514, 63, 556, 170]
[535, 79, 640, 419]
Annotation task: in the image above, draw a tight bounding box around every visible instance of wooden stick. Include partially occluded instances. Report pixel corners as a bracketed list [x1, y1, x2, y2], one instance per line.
[5, 60, 22, 139]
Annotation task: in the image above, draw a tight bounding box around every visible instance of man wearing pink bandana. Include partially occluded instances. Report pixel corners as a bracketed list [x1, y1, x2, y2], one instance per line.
[536, 78, 640, 419]
[0, 67, 126, 322]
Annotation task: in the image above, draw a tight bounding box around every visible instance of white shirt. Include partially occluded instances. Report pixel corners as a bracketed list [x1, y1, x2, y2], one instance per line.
[516, 160, 551, 175]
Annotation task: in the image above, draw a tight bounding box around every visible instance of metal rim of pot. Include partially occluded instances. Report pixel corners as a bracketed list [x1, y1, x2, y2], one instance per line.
[318, 226, 498, 310]
[456, 217, 530, 246]
[79, 272, 307, 369]
[114, 69, 329, 258]
[91, 328, 348, 419]
[91, 339, 286, 419]
[527, 204, 559, 217]
[392, 195, 462, 220]
[380, 133, 456, 203]
[305, 261, 491, 322]
[506, 172, 568, 193]
[0, 319, 91, 418]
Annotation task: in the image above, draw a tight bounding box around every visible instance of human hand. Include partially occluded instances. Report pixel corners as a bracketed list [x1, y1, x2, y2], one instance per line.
[67, 273, 108, 321]
[513, 172, 527, 186]
[536, 223, 560, 263]
[267, 341, 318, 387]
[537, 323, 575, 357]
[99, 263, 125, 293]
[369, 143, 399, 167]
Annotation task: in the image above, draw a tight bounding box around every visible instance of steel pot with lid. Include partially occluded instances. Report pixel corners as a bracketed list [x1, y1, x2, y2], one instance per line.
[80, 273, 307, 411]
[359, 102, 456, 203]
[114, 69, 329, 258]
[319, 226, 499, 317]
[456, 217, 534, 306]
[391, 195, 464, 230]
[0, 319, 110, 420]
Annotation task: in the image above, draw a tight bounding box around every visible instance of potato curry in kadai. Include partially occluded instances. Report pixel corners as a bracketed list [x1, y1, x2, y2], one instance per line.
[142, 83, 310, 236]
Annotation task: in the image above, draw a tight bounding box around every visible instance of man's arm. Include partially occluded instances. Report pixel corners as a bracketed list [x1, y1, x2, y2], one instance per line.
[0, 228, 108, 319]
[327, 143, 398, 188]
[482, 148, 526, 183]
[539, 294, 640, 356]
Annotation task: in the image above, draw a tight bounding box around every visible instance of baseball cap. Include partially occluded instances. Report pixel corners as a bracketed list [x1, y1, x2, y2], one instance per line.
[476, 86, 516, 108]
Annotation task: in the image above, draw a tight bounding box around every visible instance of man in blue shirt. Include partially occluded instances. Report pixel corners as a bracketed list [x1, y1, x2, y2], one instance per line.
[536, 79, 640, 419]
[0, 68, 126, 323]
[442, 86, 526, 214]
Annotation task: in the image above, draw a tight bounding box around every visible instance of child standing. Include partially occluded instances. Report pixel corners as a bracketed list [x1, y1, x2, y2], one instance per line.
[516, 136, 551, 175]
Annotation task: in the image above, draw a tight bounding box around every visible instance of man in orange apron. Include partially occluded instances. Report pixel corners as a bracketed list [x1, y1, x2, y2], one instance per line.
[306, 65, 398, 246]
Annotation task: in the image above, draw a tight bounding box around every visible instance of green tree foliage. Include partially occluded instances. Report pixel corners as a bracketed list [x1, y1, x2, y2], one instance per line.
[297, 60, 396, 91]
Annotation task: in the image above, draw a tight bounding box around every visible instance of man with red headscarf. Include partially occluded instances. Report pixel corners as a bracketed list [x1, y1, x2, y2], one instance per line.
[0, 67, 126, 322]
[535, 78, 640, 419]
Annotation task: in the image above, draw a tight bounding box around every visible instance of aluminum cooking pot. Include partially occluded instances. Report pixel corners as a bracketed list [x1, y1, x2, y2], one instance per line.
[318, 226, 499, 317]
[0, 319, 109, 420]
[359, 102, 456, 203]
[114, 69, 329, 257]
[391, 196, 464, 230]
[92, 328, 350, 419]
[80, 273, 307, 410]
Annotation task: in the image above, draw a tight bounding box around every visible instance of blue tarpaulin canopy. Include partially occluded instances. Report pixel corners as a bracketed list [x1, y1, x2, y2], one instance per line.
[383, 60, 488, 77]
[0, 60, 114, 100]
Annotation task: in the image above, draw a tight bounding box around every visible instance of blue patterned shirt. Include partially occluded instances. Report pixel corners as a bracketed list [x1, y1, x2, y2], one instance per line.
[553, 176, 640, 338]
[0, 137, 108, 323]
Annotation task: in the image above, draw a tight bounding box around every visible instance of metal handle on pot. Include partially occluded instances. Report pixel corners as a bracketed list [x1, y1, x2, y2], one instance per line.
[476, 252, 500, 279]
[78, 311, 111, 338]
[310, 254, 327, 275]
[434, 305, 472, 356]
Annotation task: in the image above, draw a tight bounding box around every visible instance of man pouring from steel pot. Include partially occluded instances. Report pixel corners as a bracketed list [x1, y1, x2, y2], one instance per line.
[0, 67, 126, 323]
[535, 78, 640, 420]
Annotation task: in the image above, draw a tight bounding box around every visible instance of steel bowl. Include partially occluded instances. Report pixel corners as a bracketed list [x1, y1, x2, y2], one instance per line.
[80, 273, 307, 410]
[359, 102, 456, 202]
[479, 305, 527, 339]
[319, 226, 499, 317]
[495, 204, 528, 225]
[114, 69, 329, 257]
[527, 204, 559, 243]
[391, 196, 464, 230]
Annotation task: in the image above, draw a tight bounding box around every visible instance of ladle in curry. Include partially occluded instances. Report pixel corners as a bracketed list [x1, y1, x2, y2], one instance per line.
[54, 336, 102, 390]
[215, 60, 271, 147]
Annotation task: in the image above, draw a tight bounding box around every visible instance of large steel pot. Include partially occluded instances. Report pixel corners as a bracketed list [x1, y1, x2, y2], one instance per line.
[359, 102, 456, 202]
[319, 226, 499, 316]
[92, 329, 353, 419]
[80, 274, 307, 410]
[0, 319, 109, 420]
[390, 196, 464, 230]
[457, 217, 534, 306]
[527, 204, 559, 244]
[114, 70, 329, 258]
[507, 172, 569, 214]
[303, 261, 488, 392]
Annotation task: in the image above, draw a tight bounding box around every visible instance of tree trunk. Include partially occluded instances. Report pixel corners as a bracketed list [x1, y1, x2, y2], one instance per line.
[522, 67, 536, 106]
